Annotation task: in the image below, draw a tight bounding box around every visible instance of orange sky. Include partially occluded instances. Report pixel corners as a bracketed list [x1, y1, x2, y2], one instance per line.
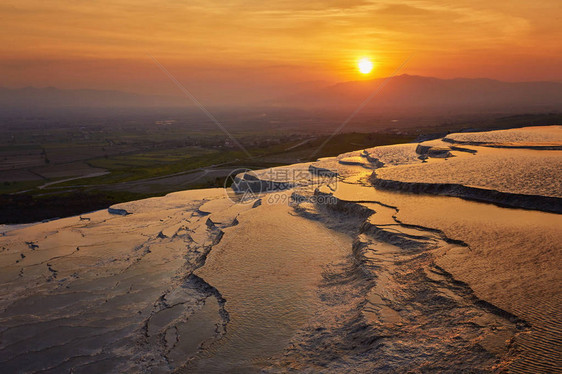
[2, 0, 561, 102]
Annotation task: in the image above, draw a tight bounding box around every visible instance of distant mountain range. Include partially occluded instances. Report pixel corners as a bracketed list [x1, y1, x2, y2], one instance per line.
[273, 75, 562, 113]
[2, 75, 561, 115]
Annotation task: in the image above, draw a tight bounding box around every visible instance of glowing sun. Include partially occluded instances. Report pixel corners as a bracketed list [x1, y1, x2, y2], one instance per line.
[358, 58, 374, 74]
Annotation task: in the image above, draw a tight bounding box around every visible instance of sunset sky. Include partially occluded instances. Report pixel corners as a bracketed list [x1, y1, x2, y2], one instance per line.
[2, 0, 561, 102]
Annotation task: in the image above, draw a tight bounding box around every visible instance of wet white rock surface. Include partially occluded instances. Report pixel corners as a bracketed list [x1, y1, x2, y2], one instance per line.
[1, 126, 560, 373]
[444, 125, 562, 149]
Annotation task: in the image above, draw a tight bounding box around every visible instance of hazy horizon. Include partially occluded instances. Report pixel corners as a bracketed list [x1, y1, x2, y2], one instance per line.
[2, 74, 561, 114]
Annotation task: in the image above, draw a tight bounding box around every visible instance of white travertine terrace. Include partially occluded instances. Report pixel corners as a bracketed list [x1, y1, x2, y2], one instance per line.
[0, 126, 560, 373]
